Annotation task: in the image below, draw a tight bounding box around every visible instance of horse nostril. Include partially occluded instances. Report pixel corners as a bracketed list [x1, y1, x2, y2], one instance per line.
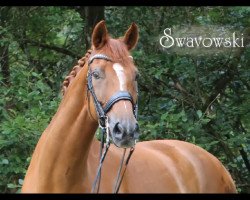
[113, 122, 123, 139]
[113, 122, 139, 140]
[128, 123, 139, 139]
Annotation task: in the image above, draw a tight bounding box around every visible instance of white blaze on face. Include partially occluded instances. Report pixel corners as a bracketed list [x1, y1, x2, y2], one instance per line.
[113, 63, 126, 91]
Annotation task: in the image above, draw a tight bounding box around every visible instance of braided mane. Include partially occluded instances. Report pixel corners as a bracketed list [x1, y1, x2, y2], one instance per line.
[61, 49, 92, 95]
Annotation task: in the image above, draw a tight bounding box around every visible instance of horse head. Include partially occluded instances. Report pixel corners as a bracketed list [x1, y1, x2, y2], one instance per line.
[87, 20, 139, 148]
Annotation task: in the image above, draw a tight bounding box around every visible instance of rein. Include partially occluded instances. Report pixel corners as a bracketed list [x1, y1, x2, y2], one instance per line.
[87, 54, 138, 193]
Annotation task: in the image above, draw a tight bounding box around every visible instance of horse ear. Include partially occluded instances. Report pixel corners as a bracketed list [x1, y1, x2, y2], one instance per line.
[92, 20, 109, 49]
[123, 22, 139, 50]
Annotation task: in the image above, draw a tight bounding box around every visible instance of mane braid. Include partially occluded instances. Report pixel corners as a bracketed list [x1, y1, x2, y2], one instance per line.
[61, 49, 92, 96]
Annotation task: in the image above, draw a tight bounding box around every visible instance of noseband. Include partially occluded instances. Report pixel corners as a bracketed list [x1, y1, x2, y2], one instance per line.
[87, 54, 138, 193]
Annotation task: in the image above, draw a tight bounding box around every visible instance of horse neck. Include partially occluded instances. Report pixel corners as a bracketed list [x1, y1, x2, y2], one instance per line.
[54, 61, 98, 148]
[33, 62, 99, 190]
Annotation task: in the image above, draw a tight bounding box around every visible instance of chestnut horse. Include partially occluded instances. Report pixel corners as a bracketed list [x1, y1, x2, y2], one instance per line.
[22, 21, 236, 193]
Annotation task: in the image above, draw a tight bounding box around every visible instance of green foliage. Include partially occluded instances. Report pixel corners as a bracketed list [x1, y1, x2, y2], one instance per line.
[0, 6, 249, 193]
[0, 61, 60, 192]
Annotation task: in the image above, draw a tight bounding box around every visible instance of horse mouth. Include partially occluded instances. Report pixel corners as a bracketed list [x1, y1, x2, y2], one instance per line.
[110, 133, 137, 148]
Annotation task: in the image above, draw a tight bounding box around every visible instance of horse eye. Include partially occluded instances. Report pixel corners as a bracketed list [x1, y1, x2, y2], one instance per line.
[92, 71, 100, 79]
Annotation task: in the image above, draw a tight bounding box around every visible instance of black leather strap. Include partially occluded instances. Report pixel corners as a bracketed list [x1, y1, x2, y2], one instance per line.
[88, 54, 112, 65]
[87, 69, 106, 125]
[103, 91, 133, 113]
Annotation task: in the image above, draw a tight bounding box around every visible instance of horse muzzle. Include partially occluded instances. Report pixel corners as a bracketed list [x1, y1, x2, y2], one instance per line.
[109, 119, 139, 148]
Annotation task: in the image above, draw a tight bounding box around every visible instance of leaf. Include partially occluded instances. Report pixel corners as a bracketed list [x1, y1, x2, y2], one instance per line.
[181, 115, 188, 122]
[209, 141, 220, 146]
[196, 110, 202, 118]
[2, 159, 9, 165]
[31, 72, 40, 78]
[18, 179, 24, 186]
[26, 157, 31, 163]
[201, 118, 211, 124]
[160, 113, 168, 121]
[7, 183, 17, 189]
[180, 110, 187, 122]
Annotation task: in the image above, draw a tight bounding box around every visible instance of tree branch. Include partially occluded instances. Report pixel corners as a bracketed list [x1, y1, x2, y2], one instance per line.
[23, 39, 81, 59]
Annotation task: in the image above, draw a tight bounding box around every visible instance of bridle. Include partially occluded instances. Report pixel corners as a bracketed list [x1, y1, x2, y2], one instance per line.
[86, 54, 138, 193]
